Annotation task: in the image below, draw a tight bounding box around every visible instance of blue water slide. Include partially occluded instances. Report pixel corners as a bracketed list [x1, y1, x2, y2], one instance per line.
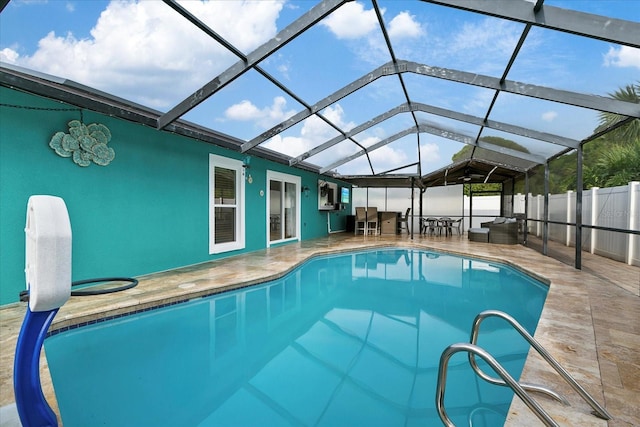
[14, 308, 60, 426]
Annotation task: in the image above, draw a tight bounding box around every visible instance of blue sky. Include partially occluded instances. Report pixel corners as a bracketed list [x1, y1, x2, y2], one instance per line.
[1, 0, 639, 176]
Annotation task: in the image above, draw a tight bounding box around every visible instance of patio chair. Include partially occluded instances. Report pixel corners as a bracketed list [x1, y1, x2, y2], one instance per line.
[451, 218, 463, 235]
[425, 217, 439, 235]
[366, 207, 379, 235]
[419, 217, 428, 234]
[397, 208, 411, 234]
[354, 207, 367, 235]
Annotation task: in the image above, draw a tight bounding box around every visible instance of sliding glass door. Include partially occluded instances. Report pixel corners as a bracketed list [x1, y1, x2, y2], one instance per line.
[267, 171, 300, 246]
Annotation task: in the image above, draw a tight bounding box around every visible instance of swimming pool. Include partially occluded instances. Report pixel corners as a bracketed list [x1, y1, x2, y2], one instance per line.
[44, 248, 548, 426]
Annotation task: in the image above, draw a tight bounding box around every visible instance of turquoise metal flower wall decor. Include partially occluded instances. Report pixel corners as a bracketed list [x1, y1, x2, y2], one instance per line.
[49, 120, 114, 167]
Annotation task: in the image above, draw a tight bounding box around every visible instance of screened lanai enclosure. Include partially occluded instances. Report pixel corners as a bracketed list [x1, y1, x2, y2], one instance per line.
[1, 0, 639, 269]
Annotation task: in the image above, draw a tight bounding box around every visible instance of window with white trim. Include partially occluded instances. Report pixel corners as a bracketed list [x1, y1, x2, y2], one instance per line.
[209, 154, 245, 254]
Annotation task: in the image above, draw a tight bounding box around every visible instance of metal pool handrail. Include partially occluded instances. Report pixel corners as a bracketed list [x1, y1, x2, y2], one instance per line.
[468, 310, 612, 421]
[435, 343, 560, 427]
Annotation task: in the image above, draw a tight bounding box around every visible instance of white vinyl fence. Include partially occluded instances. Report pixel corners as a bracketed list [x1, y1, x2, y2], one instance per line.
[524, 182, 639, 266]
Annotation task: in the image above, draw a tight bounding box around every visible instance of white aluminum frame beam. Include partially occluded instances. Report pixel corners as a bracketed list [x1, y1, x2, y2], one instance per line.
[157, 0, 350, 130]
[422, 0, 640, 48]
[404, 61, 640, 117]
[319, 122, 545, 174]
[247, 58, 638, 155]
[290, 101, 579, 166]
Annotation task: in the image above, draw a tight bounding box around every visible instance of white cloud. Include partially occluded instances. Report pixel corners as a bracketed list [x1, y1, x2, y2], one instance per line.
[334, 143, 408, 176]
[322, 4, 422, 42]
[321, 2, 378, 40]
[388, 11, 424, 40]
[464, 88, 495, 116]
[263, 116, 413, 175]
[225, 100, 262, 121]
[277, 62, 290, 79]
[318, 104, 356, 132]
[335, 157, 370, 175]
[321, 4, 424, 67]
[420, 142, 441, 164]
[445, 18, 521, 74]
[542, 111, 558, 122]
[224, 96, 296, 129]
[9, 1, 285, 108]
[262, 104, 355, 158]
[337, 137, 416, 175]
[0, 47, 19, 63]
[259, 103, 412, 174]
[357, 134, 383, 149]
[181, 1, 283, 52]
[261, 133, 312, 158]
[370, 144, 407, 166]
[286, 104, 356, 149]
[452, 19, 519, 54]
[603, 45, 640, 69]
[322, 142, 410, 175]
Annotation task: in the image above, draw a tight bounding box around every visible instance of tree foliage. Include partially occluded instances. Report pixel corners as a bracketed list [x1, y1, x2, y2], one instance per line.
[550, 82, 640, 192]
[453, 136, 530, 195]
[583, 138, 640, 188]
[452, 136, 530, 163]
[454, 82, 640, 194]
[594, 82, 640, 142]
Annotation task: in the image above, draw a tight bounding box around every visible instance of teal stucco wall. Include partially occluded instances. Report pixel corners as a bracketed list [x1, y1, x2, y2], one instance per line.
[0, 87, 350, 305]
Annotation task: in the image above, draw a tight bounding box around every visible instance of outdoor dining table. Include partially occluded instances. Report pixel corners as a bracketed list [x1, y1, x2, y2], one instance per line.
[421, 217, 453, 235]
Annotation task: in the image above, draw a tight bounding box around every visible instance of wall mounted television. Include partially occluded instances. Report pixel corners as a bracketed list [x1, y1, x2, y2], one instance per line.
[340, 187, 350, 204]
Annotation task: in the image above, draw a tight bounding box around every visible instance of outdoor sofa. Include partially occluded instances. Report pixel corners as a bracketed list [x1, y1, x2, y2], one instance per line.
[480, 217, 519, 244]
[468, 217, 519, 244]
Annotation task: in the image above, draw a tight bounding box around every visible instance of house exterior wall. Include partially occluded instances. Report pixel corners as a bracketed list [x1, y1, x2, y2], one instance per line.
[0, 87, 350, 305]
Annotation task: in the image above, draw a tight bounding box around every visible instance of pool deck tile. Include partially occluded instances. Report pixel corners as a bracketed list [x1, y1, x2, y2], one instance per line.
[0, 232, 638, 426]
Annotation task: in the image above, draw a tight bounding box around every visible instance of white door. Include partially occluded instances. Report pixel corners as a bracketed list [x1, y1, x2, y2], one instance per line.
[267, 171, 300, 246]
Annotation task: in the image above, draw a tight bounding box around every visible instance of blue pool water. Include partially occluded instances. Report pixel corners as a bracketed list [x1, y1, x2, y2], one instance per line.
[44, 248, 548, 427]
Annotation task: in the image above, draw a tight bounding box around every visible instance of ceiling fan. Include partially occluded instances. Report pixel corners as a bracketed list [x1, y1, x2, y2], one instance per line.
[458, 168, 485, 182]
